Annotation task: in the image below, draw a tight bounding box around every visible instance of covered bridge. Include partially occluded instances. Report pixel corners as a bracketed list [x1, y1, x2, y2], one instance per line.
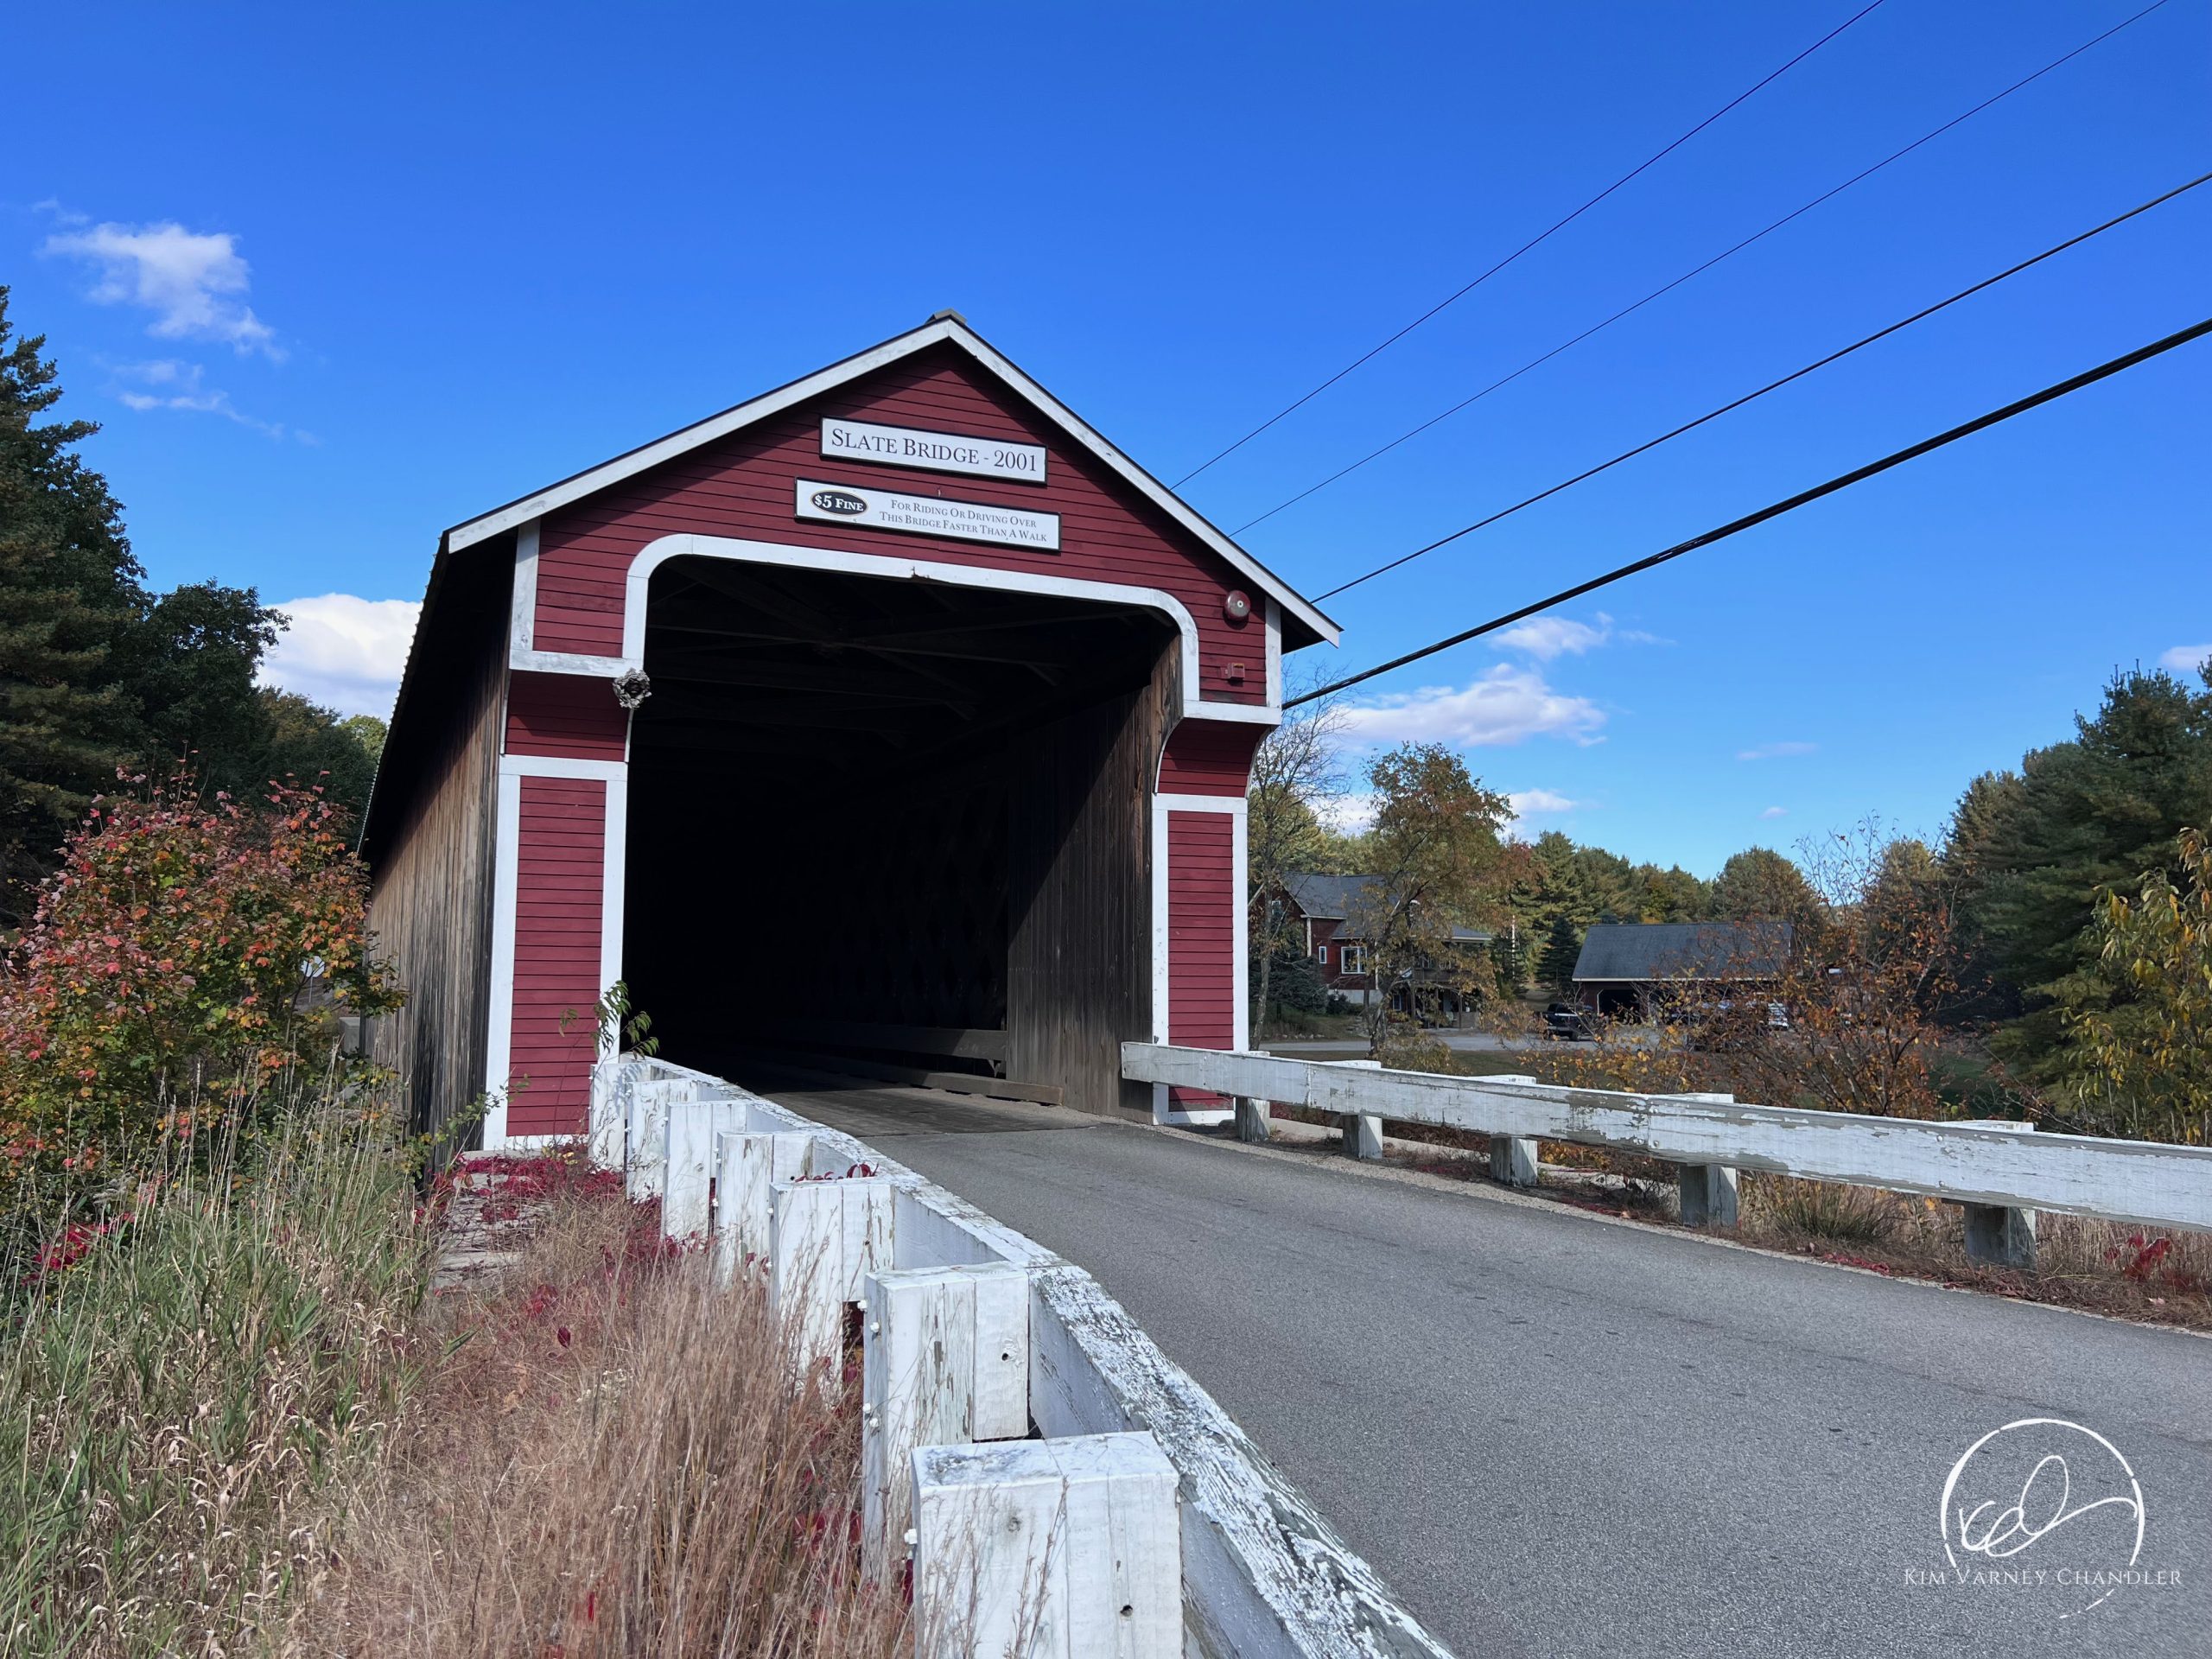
[359, 315, 1338, 1147]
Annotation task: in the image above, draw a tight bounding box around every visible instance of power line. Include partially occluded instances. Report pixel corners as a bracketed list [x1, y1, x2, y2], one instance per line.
[1305, 168, 2209, 601]
[1285, 315, 2212, 709]
[1242, 0, 2178, 539]
[1170, 0, 1890, 488]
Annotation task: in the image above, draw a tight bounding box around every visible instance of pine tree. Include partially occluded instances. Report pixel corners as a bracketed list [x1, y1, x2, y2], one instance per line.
[1952, 669, 2212, 1082]
[0, 288, 147, 925]
[1536, 912, 1583, 996]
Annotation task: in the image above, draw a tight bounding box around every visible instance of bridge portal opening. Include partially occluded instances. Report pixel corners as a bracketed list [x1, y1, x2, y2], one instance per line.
[622, 554, 1179, 1115]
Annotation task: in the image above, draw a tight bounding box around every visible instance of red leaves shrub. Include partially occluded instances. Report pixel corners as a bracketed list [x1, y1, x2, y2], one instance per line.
[0, 772, 402, 1213]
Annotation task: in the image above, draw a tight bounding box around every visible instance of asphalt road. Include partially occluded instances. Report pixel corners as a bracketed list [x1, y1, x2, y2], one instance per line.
[750, 1071, 2211, 1659]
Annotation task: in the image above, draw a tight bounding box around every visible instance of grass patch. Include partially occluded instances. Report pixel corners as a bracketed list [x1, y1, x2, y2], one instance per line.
[0, 1084, 432, 1658]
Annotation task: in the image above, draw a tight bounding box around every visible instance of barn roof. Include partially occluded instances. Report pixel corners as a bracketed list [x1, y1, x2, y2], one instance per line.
[1571, 921, 1794, 983]
[439, 312, 1339, 647]
[1282, 873, 1491, 943]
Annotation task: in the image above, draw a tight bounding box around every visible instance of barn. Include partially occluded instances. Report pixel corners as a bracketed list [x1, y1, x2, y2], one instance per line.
[359, 315, 1338, 1147]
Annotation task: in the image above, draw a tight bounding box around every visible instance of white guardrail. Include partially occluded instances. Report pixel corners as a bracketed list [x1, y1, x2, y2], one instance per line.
[588, 1056, 1452, 1659]
[1122, 1042, 2212, 1268]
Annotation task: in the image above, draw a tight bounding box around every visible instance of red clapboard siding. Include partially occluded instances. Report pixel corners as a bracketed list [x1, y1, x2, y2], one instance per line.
[507, 775, 604, 1135]
[505, 671, 630, 760]
[1167, 810, 1236, 1052]
[1158, 718, 1266, 797]
[534, 346, 1266, 704]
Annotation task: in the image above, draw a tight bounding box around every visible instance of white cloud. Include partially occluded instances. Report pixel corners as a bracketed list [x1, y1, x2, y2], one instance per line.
[44, 219, 281, 357]
[1760, 805, 1789, 820]
[1340, 664, 1605, 748]
[260, 594, 420, 717]
[1491, 611, 1667, 662]
[1738, 741, 1817, 761]
[1503, 786, 1586, 836]
[1508, 787, 1581, 817]
[1319, 791, 1378, 835]
[110, 359, 302, 440]
[2158, 644, 2211, 673]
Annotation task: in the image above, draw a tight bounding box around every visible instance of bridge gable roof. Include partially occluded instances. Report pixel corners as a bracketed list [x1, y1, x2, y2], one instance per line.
[442, 314, 1338, 648]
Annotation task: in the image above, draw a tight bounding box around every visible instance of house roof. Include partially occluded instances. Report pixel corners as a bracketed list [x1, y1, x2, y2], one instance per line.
[1572, 922, 1793, 983]
[1282, 873, 1491, 944]
[440, 312, 1339, 647]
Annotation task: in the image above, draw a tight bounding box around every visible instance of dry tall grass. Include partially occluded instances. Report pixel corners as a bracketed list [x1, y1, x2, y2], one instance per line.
[284, 1166, 910, 1658]
[0, 1087, 431, 1659]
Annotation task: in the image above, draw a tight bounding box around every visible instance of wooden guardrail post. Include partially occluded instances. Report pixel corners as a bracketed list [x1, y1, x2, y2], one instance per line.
[1663, 1093, 1740, 1227]
[712, 1128, 813, 1286]
[861, 1261, 1030, 1582]
[662, 1097, 741, 1239]
[1331, 1059, 1385, 1161]
[1480, 1075, 1541, 1186]
[624, 1078, 702, 1201]
[911, 1433, 1180, 1659]
[772, 1174, 895, 1373]
[1233, 1097, 1271, 1142]
[1957, 1120, 2037, 1268]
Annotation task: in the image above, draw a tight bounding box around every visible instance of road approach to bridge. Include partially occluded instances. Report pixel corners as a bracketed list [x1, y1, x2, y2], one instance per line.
[753, 1071, 2211, 1659]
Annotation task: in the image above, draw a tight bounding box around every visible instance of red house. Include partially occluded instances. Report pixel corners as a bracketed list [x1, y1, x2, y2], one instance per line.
[360, 315, 1338, 1145]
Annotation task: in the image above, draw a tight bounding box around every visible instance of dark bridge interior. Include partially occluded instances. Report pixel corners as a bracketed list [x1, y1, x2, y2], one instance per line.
[623, 554, 1178, 1115]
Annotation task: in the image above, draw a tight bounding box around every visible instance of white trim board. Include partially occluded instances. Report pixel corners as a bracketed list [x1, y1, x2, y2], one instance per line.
[622, 533, 1282, 728]
[510, 521, 540, 652]
[442, 315, 1338, 647]
[499, 753, 628, 783]
[482, 769, 523, 1147]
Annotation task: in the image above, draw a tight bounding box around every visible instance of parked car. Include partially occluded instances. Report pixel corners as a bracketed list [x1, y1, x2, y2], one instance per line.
[1543, 1002, 1599, 1041]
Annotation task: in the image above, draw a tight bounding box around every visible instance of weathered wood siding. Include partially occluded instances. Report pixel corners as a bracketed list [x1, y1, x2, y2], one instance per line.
[1007, 636, 1182, 1117]
[532, 343, 1268, 707]
[364, 549, 508, 1144]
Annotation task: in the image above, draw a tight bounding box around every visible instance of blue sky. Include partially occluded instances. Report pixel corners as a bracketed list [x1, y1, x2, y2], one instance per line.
[9, 0, 2207, 876]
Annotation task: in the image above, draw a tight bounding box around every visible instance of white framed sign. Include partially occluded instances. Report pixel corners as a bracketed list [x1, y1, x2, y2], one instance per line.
[820, 417, 1047, 485]
[793, 479, 1061, 552]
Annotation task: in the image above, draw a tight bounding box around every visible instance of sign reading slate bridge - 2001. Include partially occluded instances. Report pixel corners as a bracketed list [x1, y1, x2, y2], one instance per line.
[792, 479, 1061, 552]
[821, 416, 1047, 484]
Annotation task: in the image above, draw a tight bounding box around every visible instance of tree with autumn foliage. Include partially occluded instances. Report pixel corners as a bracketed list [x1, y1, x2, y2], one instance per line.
[1347, 744, 1524, 1052]
[2063, 826, 2212, 1146]
[0, 773, 402, 1234]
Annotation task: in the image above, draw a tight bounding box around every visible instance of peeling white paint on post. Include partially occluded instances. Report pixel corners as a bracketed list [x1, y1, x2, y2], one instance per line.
[662, 1098, 742, 1240]
[1234, 1097, 1271, 1143]
[772, 1175, 895, 1371]
[713, 1128, 812, 1286]
[912, 1433, 1180, 1659]
[1343, 1115, 1384, 1161]
[861, 1261, 1031, 1580]
[1124, 1043, 2212, 1235]
[1957, 1119, 2037, 1268]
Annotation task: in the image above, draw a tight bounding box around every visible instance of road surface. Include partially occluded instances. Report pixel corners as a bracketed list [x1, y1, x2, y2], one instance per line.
[747, 1070, 2212, 1659]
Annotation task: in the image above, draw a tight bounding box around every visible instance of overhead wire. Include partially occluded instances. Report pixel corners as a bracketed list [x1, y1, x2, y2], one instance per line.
[1284, 315, 2212, 708]
[1299, 167, 2210, 601]
[1240, 0, 2178, 540]
[1170, 0, 1891, 487]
